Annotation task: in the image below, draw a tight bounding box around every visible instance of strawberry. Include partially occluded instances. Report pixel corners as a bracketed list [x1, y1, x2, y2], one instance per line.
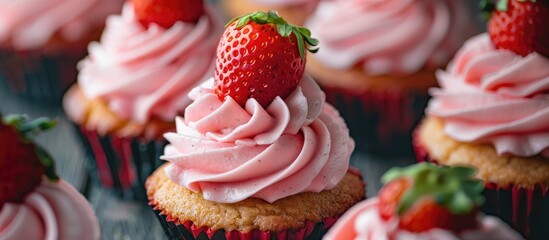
[399, 199, 479, 233]
[0, 115, 58, 207]
[214, 11, 319, 108]
[378, 163, 484, 233]
[378, 178, 411, 221]
[131, 0, 204, 29]
[487, 0, 549, 57]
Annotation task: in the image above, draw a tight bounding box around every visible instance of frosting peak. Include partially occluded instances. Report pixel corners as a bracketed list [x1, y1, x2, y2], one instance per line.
[307, 0, 474, 75]
[162, 75, 355, 203]
[428, 34, 549, 157]
[0, 179, 99, 240]
[78, 3, 223, 123]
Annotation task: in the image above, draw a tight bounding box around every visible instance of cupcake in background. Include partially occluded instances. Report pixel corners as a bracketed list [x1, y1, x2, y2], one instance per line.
[324, 163, 523, 240]
[414, 0, 549, 238]
[63, 0, 223, 199]
[220, 0, 320, 25]
[0, 114, 100, 240]
[306, 0, 476, 155]
[0, 0, 124, 102]
[146, 11, 365, 239]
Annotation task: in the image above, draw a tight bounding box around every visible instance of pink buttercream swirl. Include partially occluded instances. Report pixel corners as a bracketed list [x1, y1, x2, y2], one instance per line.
[78, 3, 223, 122]
[0, 0, 124, 49]
[162, 75, 355, 203]
[307, 0, 474, 75]
[0, 179, 99, 240]
[324, 197, 524, 240]
[428, 34, 549, 157]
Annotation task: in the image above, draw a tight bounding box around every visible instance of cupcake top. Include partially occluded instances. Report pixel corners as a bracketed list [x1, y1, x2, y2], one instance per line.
[0, 115, 99, 240]
[307, 0, 474, 75]
[0, 0, 124, 50]
[1, 179, 100, 240]
[161, 11, 354, 203]
[77, 1, 223, 123]
[324, 163, 523, 240]
[325, 198, 523, 240]
[427, 1, 549, 157]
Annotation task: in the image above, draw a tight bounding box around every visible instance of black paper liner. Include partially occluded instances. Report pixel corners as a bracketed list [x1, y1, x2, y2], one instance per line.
[323, 85, 429, 156]
[73, 124, 166, 201]
[150, 203, 336, 240]
[0, 48, 85, 103]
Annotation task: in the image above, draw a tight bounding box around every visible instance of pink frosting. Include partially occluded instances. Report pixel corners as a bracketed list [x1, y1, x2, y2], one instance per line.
[307, 0, 474, 75]
[0, 0, 124, 49]
[324, 197, 524, 240]
[0, 179, 100, 240]
[428, 34, 549, 157]
[162, 75, 355, 203]
[78, 3, 223, 123]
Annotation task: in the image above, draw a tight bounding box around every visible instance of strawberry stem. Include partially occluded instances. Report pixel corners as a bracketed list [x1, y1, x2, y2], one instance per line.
[227, 11, 319, 59]
[382, 163, 484, 215]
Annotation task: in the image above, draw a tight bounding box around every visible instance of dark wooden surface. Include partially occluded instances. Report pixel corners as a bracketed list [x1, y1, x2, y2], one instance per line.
[0, 83, 417, 239]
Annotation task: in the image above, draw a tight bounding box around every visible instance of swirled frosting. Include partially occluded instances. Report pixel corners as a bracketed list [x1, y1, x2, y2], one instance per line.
[324, 197, 523, 240]
[307, 0, 474, 75]
[78, 3, 223, 123]
[428, 34, 549, 157]
[0, 179, 99, 240]
[162, 75, 355, 203]
[0, 0, 123, 49]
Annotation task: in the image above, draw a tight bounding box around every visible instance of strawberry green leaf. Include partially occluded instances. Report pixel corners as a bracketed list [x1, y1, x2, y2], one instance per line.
[382, 163, 485, 215]
[3, 115, 57, 136]
[227, 11, 319, 59]
[496, 0, 509, 11]
[35, 146, 59, 182]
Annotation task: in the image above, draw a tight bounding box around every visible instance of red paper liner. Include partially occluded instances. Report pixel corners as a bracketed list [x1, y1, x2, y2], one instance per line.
[73, 124, 166, 200]
[150, 202, 339, 240]
[323, 85, 429, 156]
[0, 48, 86, 103]
[412, 132, 549, 239]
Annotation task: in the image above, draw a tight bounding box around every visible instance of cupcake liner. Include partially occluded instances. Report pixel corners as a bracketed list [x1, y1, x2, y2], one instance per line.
[73, 124, 166, 200]
[0, 48, 86, 103]
[150, 202, 338, 240]
[323, 85, 429, 156]
[413, 133, 549, 239]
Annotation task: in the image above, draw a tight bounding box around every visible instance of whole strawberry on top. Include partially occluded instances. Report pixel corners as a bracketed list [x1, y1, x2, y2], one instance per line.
[485, 0, 549, 57]
[324, 163, 524, 240]
[0, 115, 58, 208]
[131, 0, 205, 28]
[378, 163, 484, 233]
[214, 11, 319, 107]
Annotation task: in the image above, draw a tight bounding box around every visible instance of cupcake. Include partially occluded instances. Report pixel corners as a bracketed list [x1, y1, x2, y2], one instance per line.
[324, 163, 524, 240]
[0, 0, 124, 102]
[0, 114, 99, 240]
[414, 1, 549, 238]
[220, 0, 320, 25]
[306, 0, 476, 155]
[63, 0, 223, 199]
[146, 11, 365, 239]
